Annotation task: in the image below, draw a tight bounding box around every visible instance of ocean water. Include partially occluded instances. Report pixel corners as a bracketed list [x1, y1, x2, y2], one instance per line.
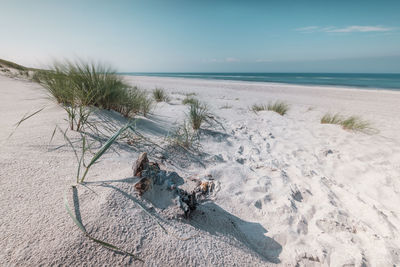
[122, 73, 400, 90]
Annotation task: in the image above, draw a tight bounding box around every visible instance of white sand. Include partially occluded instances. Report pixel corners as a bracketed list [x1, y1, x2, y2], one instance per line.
[1, 72, 400, 266]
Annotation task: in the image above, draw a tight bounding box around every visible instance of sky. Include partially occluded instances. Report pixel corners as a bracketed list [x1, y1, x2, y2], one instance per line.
[1, 0, 400, 72]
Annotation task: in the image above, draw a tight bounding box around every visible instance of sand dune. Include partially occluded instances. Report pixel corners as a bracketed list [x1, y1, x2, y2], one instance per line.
[1, 73, 400, 266]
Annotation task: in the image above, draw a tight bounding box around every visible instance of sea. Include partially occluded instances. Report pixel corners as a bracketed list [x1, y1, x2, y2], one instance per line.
[122, 73, 400, 91]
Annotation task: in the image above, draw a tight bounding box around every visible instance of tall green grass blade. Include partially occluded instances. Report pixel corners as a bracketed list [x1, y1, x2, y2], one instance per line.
[61, 127, 80, 165]
[48, 126, 57, 146]
[76, 135, 86, 183]
[64, 187, 143, 261]
[80, 121, 136, 183]
[7, 107, 45, 139]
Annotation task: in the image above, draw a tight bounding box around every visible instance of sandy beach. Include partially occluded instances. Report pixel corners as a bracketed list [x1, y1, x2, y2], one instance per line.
[1, 72, 400, 266]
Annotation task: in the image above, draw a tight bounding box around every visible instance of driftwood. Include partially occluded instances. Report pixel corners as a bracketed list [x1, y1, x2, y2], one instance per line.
[132, 152, 149, 177]
[132, 152, 205, 218]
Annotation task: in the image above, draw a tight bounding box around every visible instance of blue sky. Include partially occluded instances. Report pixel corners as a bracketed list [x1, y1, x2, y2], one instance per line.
[1, 0, 399, 72]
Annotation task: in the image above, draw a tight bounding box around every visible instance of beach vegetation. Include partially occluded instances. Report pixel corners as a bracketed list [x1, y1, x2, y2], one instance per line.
[267, 101, 289, 115]
[340, 116, 371, 131]
[170, 121, 200, 150]
[0, 58, 29, 71]
[189, 101, 210, 130]
[34, 60, 153, 131]
[321, 113, 343, 124]
[152, 88, 170, 102]
[182, 96, 199, 105]
[321, 113, 373, 132]
[251, 103, 267, 113]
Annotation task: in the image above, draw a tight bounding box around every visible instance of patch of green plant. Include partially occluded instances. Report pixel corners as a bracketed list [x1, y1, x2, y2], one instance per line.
[341, 116, 371, 131]
[170, 121, 200, 150]
[321, 113, 373, 133]
[0, 58, 28, 71]
[251, 103, 267, 113]
[115, 86, 153, 117]
[152, 88, 170, 102]
[321, 113, 343, 124]
[34, 60, 153, 131]
[189, 101, 210, 130]
[267, 101, 289, 115]
[182, 96, 199, 106]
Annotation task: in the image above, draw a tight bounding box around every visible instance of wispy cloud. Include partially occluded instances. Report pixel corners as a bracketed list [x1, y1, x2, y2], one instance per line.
[296, 25, 393, 33]
[327, 25, 392, 32]
[225, 57, 240, 62]
[295, 26, 319, 32]
[203, 57, 240, 63]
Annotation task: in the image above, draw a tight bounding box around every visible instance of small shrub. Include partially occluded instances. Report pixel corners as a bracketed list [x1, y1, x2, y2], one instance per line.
[267, 101, 289, 115]
[152, 88, 169, 102]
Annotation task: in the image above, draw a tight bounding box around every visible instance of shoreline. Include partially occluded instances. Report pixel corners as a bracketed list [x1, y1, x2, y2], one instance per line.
[122, 74, 400, 93]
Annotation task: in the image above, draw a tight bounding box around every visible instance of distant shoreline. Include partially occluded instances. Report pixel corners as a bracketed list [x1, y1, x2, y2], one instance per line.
[120, 72, 400, 91]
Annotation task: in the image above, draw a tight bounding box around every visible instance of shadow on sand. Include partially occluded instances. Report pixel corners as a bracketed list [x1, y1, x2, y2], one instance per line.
[76, 178, 282, 264]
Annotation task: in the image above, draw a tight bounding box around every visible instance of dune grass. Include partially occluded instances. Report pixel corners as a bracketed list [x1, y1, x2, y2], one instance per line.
[170, 121, 200, 150]
[182, 96, 199, 106]
[189, 101, 210, 130]
[152, 88, 170, 102]
[251, 104, 267, 113]
[117, 87, 153, 117]
[35, 60, 153, 131]
[341, 116, 371, 131]
[0, 58, 29, 71]
[321, 113, 372, 132]
[267, 101, 289, 116]
[321, 113, 343, 124]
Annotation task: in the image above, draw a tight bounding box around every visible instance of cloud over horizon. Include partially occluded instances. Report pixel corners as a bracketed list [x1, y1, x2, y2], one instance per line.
[203, 57, 240, 63]
[296, 25, 393, 33]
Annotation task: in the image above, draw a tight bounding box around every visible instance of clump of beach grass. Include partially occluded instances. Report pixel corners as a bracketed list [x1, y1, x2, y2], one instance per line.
[170, 121, 200, 150]
[321, 113, 343, 124]
[182, 96, 199, 106]
[35, 60, 153, 131]
[251, 103, 267, 113]
[116, 87, 153, 117]
[0, 58, 29, 71]
[152, 88, 170, 102]
[321, 113, 373, 132]
[189, 101, 210, 130]
[341, 116, 371, 131]
[267, 101, 289, 115]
